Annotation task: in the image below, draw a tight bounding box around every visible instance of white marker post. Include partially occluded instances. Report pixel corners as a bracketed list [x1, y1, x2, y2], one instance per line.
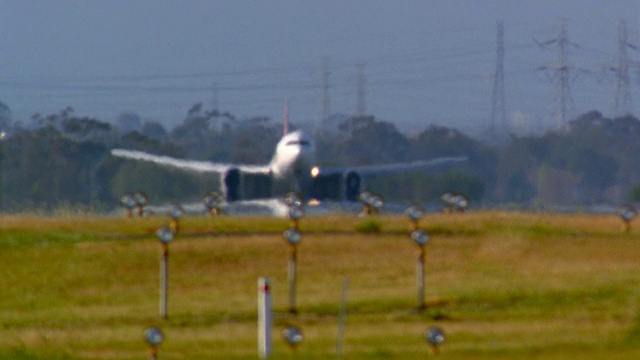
[258, 277, 272, 359]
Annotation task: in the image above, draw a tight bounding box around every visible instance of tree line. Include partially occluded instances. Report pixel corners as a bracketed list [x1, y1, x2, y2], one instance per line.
[1, 103, 639, 212]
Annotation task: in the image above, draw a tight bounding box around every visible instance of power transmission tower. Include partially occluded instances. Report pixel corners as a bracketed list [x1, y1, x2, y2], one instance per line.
[356, 64, 366, 117]
[613, 19, 635, 117]
[537, 19, 575, 130]
[490, 21, 507, 139]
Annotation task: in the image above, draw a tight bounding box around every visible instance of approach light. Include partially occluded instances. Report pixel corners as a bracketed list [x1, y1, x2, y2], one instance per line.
[619, 204, 637, 222]
[282, 326, 304, 349]
[406, 205, 424, 222]
[289, 205, 304, 221]
[167, 205, 184, 234]
[203, 191, 224, 215]
[169, 205, 184, 220]
[452, 194, 469, 212]
[283, 228, 302, 246]
[144, 327, 164, 346]
[425, 326, 446, 354]
[311, 166, 320, 178]
[440, 192, 455, 204]
[133, 191, 148, 207]
[619, 204, 637, 232]
[440, 192, 456, 213]
[155, 227, 175, 244]
[120, 193, 136, 217]
[358, 191, 384, 216]
[144, 326, 164, 360]
[120, 194, 135, 207]
[284, 191, 303, 208]
[132, 191, 148, 216]
[411, 229, 430, 246]
[358, 190, 373, 204]
[370, 194, 385, 213]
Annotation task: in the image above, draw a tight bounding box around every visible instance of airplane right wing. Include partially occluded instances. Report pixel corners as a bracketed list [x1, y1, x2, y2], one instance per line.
[314, 156, 468, 177]
[309, 156, 468, 201]
[111, 149, 271, 175]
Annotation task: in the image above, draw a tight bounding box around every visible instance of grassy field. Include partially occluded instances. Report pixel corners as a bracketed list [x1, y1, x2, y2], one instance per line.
[2, 211, 640, 359]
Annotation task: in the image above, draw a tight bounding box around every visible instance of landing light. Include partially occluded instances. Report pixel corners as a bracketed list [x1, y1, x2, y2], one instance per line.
[311, 166, 320, 178]
[308, 199, 321, 206]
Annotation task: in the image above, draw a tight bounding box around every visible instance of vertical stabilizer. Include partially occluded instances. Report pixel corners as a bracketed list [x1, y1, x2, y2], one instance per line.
[283, 97, 289, 136]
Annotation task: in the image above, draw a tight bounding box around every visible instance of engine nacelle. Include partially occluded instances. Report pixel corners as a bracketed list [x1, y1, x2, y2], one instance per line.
[223, 168, 241, 202]
[344, 171, 361, 201]
[223, 168, 362, 202]
[309, 171, 362, 201]
[309, 173, 342, 200]
[222, 168, 273, 202]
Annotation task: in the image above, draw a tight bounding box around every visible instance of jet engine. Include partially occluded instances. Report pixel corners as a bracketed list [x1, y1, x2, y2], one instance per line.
[309, 171, 362, 201]
[222, 168, 273, 201]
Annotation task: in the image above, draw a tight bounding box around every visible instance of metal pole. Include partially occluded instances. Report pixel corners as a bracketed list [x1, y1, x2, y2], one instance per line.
[160, 244, 168, 319]
[288, 245, 298, 314]
[417, 246, 425, 310]
[149, 346, 158, 360]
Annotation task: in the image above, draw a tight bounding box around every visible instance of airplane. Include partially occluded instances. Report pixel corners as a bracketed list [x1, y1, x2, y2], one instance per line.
[111, 102, 466, 203]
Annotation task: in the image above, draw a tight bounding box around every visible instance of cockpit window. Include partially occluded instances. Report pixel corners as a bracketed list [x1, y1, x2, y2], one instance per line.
[286, 140, 311, 146]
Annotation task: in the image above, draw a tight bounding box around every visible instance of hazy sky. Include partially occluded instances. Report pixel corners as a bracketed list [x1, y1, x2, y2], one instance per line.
[1, 1, 639, 135]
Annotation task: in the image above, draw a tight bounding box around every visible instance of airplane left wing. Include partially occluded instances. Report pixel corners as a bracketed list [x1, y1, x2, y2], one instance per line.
[111, 149, 271, 175]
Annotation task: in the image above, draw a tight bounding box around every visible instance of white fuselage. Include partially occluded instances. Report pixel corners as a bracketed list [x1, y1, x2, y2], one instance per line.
[269, 130, 315, 180]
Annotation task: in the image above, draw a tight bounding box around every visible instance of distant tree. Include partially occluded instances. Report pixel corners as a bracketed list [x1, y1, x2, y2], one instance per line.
[231, 117, 280, 164]
[116, 112, 142, 135]
[141, 121, 168, 141]
[60, 117, 113, 143]
[334, 116, 410, 165]
[0, 101, 11, 130]
[504, 171, 536, 203]
[566, 146, 618, 203]
[628, 183, 640, 203]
